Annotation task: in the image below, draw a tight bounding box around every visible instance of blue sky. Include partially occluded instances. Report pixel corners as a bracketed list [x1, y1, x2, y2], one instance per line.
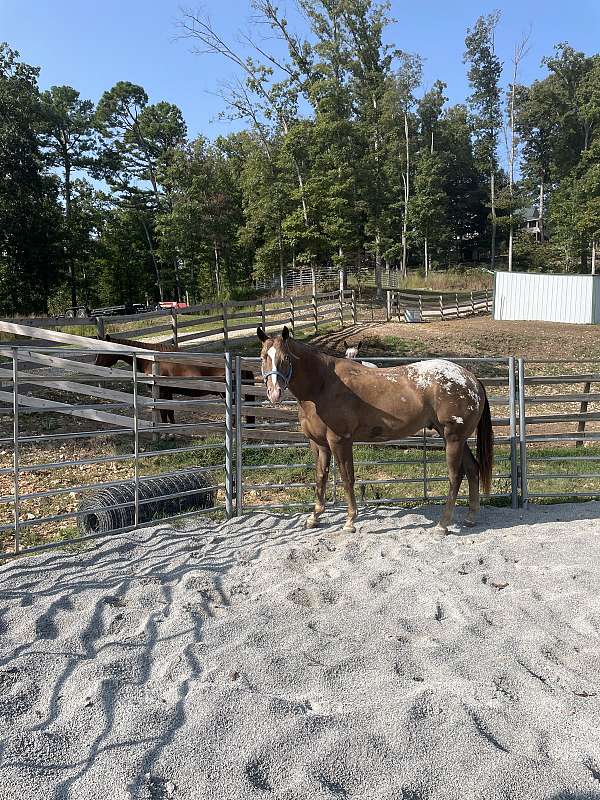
[2, 0, 600, 140]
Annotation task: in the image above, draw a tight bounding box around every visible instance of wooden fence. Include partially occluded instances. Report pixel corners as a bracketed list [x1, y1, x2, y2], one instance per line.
[0, 286, 494, 353]
[0, 290, 356, 350]
[386, 288, 492, 321]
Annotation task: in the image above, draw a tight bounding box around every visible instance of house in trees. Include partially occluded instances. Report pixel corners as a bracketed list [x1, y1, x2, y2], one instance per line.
[521, 205, 548, 243]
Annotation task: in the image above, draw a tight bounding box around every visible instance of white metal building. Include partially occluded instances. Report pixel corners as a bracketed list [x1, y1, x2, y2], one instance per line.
[493, 271, 600, 324]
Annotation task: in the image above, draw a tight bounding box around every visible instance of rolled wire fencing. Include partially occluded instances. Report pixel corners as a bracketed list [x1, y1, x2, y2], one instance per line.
[0, 348, 232, 558]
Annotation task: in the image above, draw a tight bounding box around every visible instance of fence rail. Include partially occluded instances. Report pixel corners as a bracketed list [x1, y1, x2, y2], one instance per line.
[0, 286, 493, 350]
[385, 289, 492, 321]
[1, 346, 599, 561]
[0, 290, 356, 349]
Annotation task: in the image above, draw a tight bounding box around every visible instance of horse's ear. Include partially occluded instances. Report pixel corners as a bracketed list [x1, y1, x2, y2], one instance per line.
[257, 326, 267, 342]
[281, 325, 290, 341]
[356, 340, 362, 351]
[343, 339, 349, 349]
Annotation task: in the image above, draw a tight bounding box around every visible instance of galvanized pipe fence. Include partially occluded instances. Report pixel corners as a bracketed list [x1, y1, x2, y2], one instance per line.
[2, 348, 600, 560]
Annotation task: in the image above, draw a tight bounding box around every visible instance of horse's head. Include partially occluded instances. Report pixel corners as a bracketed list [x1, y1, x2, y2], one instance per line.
[257, 325, 293, 404]
[344, 339, 362, 360]
[95, 334, 120, 368]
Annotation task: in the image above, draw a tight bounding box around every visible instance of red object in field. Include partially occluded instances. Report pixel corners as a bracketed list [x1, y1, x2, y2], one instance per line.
[157, 301, 189, 310]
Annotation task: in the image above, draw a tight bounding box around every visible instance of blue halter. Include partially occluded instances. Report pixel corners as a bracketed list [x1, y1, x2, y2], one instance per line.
[261, 360, 293, 388]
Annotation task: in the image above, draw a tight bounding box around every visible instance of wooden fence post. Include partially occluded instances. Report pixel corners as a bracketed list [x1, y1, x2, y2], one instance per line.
[170, 310, 178, 347]
[471, 291, 475, 316]
[439, 294, 444, 320]
[261, 299, 266, 331]
[222, 302, 229, 345]
[386, 290, 391, 322]
[289, 296, 295, 336]
[419, 294, 423, 320]
[96, 317, 105, 341]
[486, 291, 491, 313]
[338, 288, 343, 327]
[312, 293, 318, 333]
[576, 381, 592, 448]
[351, 289, 357, 325]
[456, 293, 459, 319]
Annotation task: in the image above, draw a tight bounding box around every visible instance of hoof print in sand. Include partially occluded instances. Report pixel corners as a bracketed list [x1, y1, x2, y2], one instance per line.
[245, 756, 272, 792]
[317, 775, 348, 798]
[103, 595, 127, 609]
[141, 774, 177, 800]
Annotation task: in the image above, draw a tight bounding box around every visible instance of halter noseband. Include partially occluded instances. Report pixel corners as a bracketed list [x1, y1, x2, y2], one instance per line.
[261, 358, 293, 389]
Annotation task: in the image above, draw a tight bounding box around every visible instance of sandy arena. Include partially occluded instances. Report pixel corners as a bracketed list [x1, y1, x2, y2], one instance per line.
[2, 504, 600, 799]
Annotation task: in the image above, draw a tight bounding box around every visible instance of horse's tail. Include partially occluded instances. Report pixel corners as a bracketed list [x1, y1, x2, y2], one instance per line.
[476, 383, 494, 495]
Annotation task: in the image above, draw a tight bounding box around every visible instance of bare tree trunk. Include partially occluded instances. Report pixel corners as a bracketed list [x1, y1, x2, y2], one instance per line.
[375, 231, 382, 298]
[339, 246, 346, 290]
[592, 240, 596, 275]
[279, 239, 285, 298]
[508, 74, 516, 272]
[173, 258, 182, 301]
[424, 238, 429, 278]
[490, 169, 496, 270]
[507, 33, 530, 271]
[538, 180, 544, 241]
[214, 242, 221, 296]
[402, 112, 410, 278]
[141, 218, 164, 301]
[64, 161, 78, 308]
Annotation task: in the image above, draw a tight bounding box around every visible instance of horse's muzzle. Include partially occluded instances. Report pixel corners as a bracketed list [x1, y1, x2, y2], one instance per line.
[267, 384, 283, 404]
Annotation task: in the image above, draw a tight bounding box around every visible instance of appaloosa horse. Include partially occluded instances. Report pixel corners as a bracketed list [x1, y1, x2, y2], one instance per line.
[343, 339, 377, 368]
[95, 335, 255, 424]
[258, 326, 493, 532]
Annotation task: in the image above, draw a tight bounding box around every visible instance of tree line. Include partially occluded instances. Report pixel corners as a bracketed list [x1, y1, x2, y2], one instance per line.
[1, 1, 599, 315]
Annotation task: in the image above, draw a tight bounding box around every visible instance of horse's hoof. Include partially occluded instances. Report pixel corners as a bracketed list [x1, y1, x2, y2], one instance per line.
[305, 515, 319, 529]
[463, 518, 477, 528]
[343, 521, 356, 533]
[434, 523, 448, 534]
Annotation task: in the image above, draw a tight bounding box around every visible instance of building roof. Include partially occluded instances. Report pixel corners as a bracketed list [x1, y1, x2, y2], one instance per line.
[521, 205, 540, 221]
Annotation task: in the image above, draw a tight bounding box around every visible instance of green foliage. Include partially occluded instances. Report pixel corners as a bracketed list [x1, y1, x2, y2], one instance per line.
[0, 43, 65, 314]
[2, 6, 600, 315]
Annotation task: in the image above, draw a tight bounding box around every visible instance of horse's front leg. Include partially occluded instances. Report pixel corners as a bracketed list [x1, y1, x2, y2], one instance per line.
[306, 441, 331, 529]
[328, 436, 357, 532]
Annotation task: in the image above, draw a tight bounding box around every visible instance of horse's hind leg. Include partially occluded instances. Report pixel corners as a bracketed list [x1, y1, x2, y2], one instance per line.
[462, 444, 480, 527]
[306, 441, 331, 529]
[437, 434, 466, 532]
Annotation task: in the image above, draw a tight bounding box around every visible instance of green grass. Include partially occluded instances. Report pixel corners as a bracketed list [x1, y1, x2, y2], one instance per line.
[239, 442, 515, 510]
[349, 267, 493, 294]
[526, 444, 600, 503]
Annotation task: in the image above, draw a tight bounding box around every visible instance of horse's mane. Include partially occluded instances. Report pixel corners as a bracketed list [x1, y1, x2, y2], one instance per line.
[108, 335, 177, 352]
[288, 336, 338, 360]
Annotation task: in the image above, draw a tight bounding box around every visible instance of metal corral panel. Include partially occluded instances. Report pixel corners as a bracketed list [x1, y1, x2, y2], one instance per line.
[493, 271, 599, 324]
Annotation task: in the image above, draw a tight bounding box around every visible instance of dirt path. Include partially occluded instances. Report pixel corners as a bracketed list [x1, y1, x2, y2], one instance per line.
[315, 317, 600, 361]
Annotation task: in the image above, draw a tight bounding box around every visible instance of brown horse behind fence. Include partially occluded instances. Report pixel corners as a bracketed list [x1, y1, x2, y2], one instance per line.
[95, 335, 255, 425]
[257, 326, 493, 532]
